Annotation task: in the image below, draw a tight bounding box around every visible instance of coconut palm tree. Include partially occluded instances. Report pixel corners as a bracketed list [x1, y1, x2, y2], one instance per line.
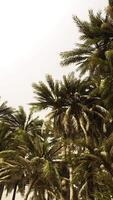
[60, 4, 113, 79]
[31, 73, 112, 200]
[0, 106, 64, 200]
[0, 106, 43, 200]
[60, 1, 113, 117]
[0, 123, 12, 200]
[23, 121, 63, 200]
[32, 73, 110, 145]
[0, 100, 14, 200]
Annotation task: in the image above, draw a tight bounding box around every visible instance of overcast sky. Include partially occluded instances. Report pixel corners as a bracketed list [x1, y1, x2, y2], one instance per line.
[0, 0, 108, 111]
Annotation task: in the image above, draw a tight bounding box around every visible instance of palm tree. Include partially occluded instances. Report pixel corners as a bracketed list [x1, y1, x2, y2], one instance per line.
[32, 73, 109, 145]
[0, 100, 14, 200]
[60, 6, 113, 78]
[23, 124, 63, 200]
[31, 73, 111, 200]
[0, 106, 63, 200]
[59, 3, 113, 198]
[0, 123, 12, 200]
[60, 1, 113, 116]
[0, 148, 30, 200]
[0, 106, 43, 200]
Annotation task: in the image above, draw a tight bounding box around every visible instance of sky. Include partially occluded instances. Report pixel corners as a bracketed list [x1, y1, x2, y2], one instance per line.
[0, 0, 108, 112]
[1, 0, 108, 199]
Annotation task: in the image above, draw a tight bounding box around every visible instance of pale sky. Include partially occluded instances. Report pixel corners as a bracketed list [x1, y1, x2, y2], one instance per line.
[0, 0, 108, 111]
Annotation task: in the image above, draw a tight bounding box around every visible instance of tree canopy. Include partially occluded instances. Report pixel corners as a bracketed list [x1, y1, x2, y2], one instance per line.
[0, 1, 113, 200]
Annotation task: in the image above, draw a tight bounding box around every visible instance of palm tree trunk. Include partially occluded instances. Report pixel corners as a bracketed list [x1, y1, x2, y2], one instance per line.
[0, 184, 4, 200]
[24, 178, 37, 200]
[86, 166, 95, 200]
[38, 190, 46, 200]
[78, 182, 87, 199]
[12, 182, 18, 200]
[45, 189, 49, 200]
[86, 179, 94, 200]
[33, 189, 39, 200]
[60, 194, 65, 200]
[69, 166, 73, 200]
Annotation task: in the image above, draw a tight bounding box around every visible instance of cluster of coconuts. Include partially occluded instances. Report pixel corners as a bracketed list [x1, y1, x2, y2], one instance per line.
[100, 4, 113, 31]
[105, 49, 113, 60]
[61, 179, 67, 190]
[106, 4, 113, 19]
[101, 22, 112, 31]
[93, 49, 105, 57]
[93, 48, 113, 62]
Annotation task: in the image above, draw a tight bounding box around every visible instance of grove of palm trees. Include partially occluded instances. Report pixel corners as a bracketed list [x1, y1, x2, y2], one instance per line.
[1, 0, 113, 199]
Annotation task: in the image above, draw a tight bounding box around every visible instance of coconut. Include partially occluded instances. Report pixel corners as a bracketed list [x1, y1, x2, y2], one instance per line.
[101, 22, 111, 30]
[61, 179, 67, 186]
[61, 179, 67, 192]
[105, 50, 113, 60]
[93, 49, 105, 59]
[106, 5, 113, 18]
